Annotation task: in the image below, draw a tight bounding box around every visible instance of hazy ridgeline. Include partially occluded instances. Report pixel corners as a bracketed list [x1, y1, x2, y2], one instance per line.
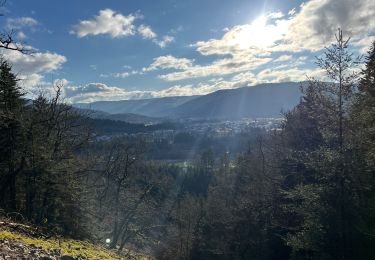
[1, 31, 375, 260]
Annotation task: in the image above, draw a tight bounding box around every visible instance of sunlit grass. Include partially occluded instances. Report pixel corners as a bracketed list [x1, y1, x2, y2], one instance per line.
[0, 230, 125, 259]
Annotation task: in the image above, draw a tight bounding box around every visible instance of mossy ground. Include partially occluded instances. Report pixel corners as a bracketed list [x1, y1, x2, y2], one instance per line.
[0, 230, 125, 259]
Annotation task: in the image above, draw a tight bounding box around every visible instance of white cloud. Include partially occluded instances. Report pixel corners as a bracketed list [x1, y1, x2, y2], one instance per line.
[155, 72, 259, 97]
[278, 0, 375, 52]
[158, 55, 271, 81]
[267, 11, 284, 19]
[54, 78, 69, 87]
[153, 35, 174, 48]
[155, 67, 323, 98]
[6, 17, 38, 29]
[99, 73, 109, 78]
[18, 73, 46, 90]
[65, 83, 124, 97]
[194, 19, 288, 56]
[143, 55, 194, 71]
[17, 31, 27, 40]
[152, 13, 288, 81]
[71, 9, 174, 48]
[274, 55, 293, 62]
[64, 83, 155, 103]
[352, 36, 375, 53]
[99, 69, 142, 79]
[64, 82, 212, 103]
[193, 0, 375, 55]
[71, 9, 140, 38]
[0, 45, 67, 96]
[288, 8, 297, 16]
[138, 24, 157, 39]
[231, 72, 256, 82]
[114, 71, 130, 78]
[257, 67, 324, 83]
[2, 48, 67, 75]
[169, 25, 184, 34]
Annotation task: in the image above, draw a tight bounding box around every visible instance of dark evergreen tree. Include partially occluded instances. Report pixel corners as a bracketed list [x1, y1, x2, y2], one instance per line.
[0, 59, 25, 212]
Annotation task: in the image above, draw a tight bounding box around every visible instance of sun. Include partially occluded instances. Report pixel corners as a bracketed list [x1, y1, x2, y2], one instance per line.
[234, 15, 277, 49]
[252, 15, 267, 29]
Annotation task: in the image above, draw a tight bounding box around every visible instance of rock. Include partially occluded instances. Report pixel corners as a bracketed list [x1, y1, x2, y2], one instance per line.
[51, 248, 61, 255]
[60, 255, 75, 260]
[40, 256, 53, 260]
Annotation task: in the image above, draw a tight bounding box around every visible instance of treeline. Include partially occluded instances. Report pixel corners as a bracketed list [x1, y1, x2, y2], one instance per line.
[153, 32, 375, 259]
[88, 117, 179, 135]
[0, 57, 178, 250]
[0, 68, 91, 236]
[146, 129, 264, 161]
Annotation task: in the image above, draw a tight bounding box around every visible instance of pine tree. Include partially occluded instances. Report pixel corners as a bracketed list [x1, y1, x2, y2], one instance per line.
[280, 30, 366, 259]
[353, 41, 375, 164]
[350, 41, 375, 258]
[0, 59, 25, 211]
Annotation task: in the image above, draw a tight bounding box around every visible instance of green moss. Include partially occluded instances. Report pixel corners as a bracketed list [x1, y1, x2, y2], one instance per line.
[0, 230, 125, 259]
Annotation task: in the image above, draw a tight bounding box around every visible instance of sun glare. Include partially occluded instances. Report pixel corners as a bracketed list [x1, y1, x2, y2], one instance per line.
[252, 15, 267, 28]
[234, 14, 277, 49]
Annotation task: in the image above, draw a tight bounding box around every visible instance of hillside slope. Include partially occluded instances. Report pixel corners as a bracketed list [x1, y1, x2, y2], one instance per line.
[0, 218, 145, 259]
[75, 96, 198, 117]
[74, 82, 305, 119]
[171, 82, 304, 119]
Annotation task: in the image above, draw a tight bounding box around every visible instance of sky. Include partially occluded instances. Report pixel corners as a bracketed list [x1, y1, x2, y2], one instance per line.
[1, 0, 374, 103]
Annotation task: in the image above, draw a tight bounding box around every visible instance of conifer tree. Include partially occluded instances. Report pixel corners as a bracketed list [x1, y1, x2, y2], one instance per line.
[0, 59, 25, 211]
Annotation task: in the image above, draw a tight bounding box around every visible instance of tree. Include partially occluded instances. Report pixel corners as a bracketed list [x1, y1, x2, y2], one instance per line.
[21, 84, 91, 236]
[350, 41, 375, 258]
[88, 139, 172, 252]
[0, 59, 25, 211]
[279, 30, 369, 259]
[0, 75, 92, 237]
[315, 29, 361, 149]
[352, 41, 375, 165]
[160, 194, 204, 260]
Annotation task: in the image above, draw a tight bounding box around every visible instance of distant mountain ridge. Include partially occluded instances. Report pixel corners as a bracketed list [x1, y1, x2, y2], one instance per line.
[74, 82, 305, 120]
[172, 82, 305, 119]
[75, 96, 197, 117]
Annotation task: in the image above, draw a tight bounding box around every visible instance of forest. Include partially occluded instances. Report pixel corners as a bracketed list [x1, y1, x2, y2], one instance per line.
[0, 8, 375, 259]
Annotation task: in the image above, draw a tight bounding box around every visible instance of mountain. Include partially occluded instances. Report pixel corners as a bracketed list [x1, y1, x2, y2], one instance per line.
[74, 82, 305, 119]
[172, 82, 305, 119]
[75, 96, 198, 117]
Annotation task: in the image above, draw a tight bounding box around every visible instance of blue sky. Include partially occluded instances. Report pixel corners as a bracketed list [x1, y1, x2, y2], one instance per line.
[1, 0, 374, 102]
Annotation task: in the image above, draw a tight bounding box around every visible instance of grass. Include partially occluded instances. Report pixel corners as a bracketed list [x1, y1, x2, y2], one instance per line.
[0, 230, 125, 259]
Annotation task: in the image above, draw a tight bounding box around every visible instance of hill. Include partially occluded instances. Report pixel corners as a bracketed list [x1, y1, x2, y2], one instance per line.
[0, 218, 134, 259]
[74, 82, 305, 120]
[172, 82, 304, 119]
[75, 96, 198, 117]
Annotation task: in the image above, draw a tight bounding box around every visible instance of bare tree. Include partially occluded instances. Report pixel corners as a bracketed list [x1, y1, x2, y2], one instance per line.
[0, 0, 32, 54]
[91, 140, 169, 252]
